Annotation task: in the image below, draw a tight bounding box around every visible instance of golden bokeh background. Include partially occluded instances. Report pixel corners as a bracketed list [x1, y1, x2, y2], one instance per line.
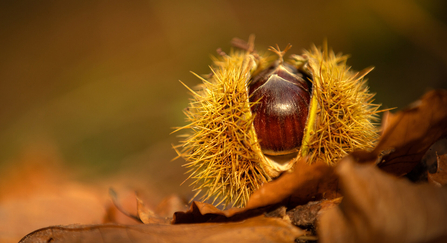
[1, 0, 446, 200]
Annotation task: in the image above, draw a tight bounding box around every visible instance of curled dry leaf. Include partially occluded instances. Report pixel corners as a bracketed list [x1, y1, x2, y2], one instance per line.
[109, 189, 188, 224]
[246, 158, 339, 208]
[428, 154, 447, 186]
[136, 196, 172, 224]
[155, 194, 189, 218]
[354, 90, 447, 176]
[172, 200, 276, 224]
[422, 138, 447, 174]
[318, 156, 447, 243]
[136, 194, 189, 224]
[20, 215, 305, 243]
[107, 188, 142, 224]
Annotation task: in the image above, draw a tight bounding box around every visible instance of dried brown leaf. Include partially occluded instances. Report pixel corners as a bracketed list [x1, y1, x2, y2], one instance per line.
[108, 189, 187, 224]
[428, 154, 447, 186]
[318, 156, 447, 243]
[136, 196, 171, 224]
[108, 188, 142, 223]
[20, 216, 305, 243]
[354, 90, 447, 176]
[155, 194, 189, 218]
[172, 201, 250, 223]
[246, 158, 339, 208]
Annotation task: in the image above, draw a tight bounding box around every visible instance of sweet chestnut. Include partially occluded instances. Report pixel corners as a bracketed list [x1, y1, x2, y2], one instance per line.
[249, 62, 311, 156]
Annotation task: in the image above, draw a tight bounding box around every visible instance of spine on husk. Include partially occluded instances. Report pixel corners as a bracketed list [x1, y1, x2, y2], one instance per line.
[174, 41, 381, 207]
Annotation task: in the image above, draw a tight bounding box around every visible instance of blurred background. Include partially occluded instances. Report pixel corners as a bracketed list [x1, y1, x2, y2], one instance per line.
[0, 0, 447, 208]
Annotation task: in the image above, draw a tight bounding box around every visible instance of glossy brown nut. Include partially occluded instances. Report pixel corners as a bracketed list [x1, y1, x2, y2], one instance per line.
[249, 62, 311, 155]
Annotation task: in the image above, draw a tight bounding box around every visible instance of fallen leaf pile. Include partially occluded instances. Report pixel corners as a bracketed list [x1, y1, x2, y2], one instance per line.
[14, 89, 447, 242]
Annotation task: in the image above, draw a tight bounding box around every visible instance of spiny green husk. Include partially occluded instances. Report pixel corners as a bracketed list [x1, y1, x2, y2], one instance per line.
[175, 42, 381, 207]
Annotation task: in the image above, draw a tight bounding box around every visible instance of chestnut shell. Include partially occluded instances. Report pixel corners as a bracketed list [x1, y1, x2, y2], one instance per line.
[249, 62, 311, 155]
